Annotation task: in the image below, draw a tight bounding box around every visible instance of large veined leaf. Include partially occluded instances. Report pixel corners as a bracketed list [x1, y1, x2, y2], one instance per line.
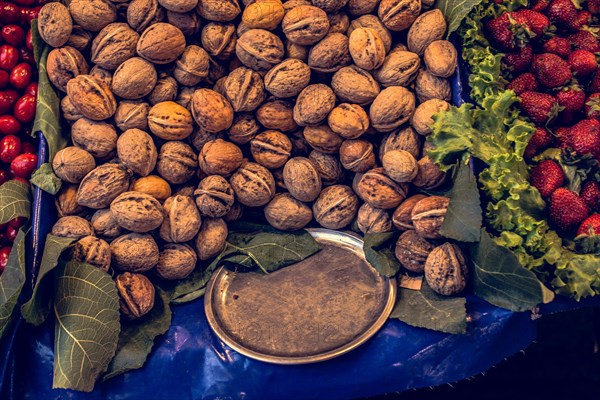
[0, 228, 27, 337]
[0, 180, 31, 224]
[53, 261, 120, 392]
[31, 162, 62, 195]
[436, 0, 486, 35]
[363, 232, 401, 278]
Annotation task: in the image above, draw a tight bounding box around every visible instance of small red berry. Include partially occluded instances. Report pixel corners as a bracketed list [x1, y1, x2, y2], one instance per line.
[10, 153, 37, 178]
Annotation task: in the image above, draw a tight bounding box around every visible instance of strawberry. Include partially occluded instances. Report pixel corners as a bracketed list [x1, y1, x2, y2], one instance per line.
[507, 72, 538, 95]
[578, 10, 593, 26]
[519, 91, 561, 124]
[532, 53, 572, 88]
[530, 159, 565, 197]
[568, 49, 597, 76]
[568, 118, 600, 157]
[549, 188, 589, 232]
[514, 10, 551, 36]
[590, 68, 600, 92]
[557, 85, 586, 123]
[581, 180, 600, 211]
[589, 0, 600, 15]
[542, 36, 572, 58]
[576, 214, 600, 236]
[503, 45, 533, 73]
[584, 92, 600, 119]
[569, 30, 600, 53]
[555, 126, 572, 148]
[532, 0, 551, 11]
[524, 127, 554, 158]
[486, 12, 532, 51]
[547, 0, 581, 31]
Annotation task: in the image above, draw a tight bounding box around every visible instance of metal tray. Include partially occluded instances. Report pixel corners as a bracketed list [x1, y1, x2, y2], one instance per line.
[204, 229, 396, 364]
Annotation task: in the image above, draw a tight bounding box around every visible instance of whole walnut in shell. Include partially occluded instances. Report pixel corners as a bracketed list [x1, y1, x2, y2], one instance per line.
[415, 69, 452, 103]
[61, 94, 83, 122]
[157, 141, 198, 184]
[53, 146, 96, 184]
[168, 10, 202, 36]
[327, 103, 369, 139]
[236, 29, 285, 71]
[127, 0, 164, 33]
[116, 272, 155, 320]
[149, 75, 178, 105]
[131, 175, 172, 201]
[312, 0, 348, 12]
[56, 183, 87, 217]
[71, 119, 117, 160]
[117, 129, 158, 177]
[67, 26, 92, 52]
[73, 236, 111, 272]
[201, 22, 237, 60]
[225, 66, 266, 112]
[423, 40, 457, 78]
[39, 2, 73, 47]
[251, 130, 293, 169]
[394, 230, 435, 273]
[348, 14, 392, 53]
[307, 33, 351, 73]
[199, 139, 243, 176]
[256, 100, 298, 132]
[425, 243, 468, 295]
[379, 126, 421, 160]
[195, 217, 228, 260]
[308, 150, 344, 185]
[66, 75, 116, 121]
[313, 184, 358, 229]
[69, 0, 117, 32]
[77, 163, 133, 209]
[328, 11, 350, 33]
[159, 0, 198, 12]
[91, 209, 124, 240]
[228, 113, 260, 144]
[111, 233, 159, 272]
[382, 150, 418, 183]
[230, 162, 276, 207]
[282, 157, 322, 202]
[411, 99, 451, 136]
[339, 139, 376, 173]
[407, 9, 447, 55]
[47, 47, 88, 93]
[264, 58, 311, 98]
[349, 28, 386, 70]
[392, 194, 426, 230]
[331, 66, 380, 105]
[348, 0, 379, 16]
[91, 23, 139, 70]
[282, 5, 329, 45]
[194, 175, 235, 217]
[369, 86, 416, 132]
[413, 155, 446, 189]
[174, 45, 210, 86]
[357, 168, 408, 209]
[137, 23, 186, 64]
[357, 203, 393, 234]
[374, 51, 420, 87]
[294, 84, 336, 126]
[115, 101, 150, 131]
[51, 216, 94, 239]
[111, 191, 164, 232]
[378, 0, 420, 31]
[264, 193, 313, 231]
[160, 195, 202, 242]
[411, 195, 449, 239]
[148, 101, 194, 140]
[242, 0, 284, 30]
[112, 57, 157, 100]
[191, 88, 234, 132]
[156, 244, 198, 280]
[89, 66, 113, 88]
[197, 0, 241, 22]
[303, 125, 343, 154]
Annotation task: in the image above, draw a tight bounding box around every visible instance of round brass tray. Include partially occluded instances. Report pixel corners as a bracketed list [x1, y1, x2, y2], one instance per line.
[204, 228, 397, 365]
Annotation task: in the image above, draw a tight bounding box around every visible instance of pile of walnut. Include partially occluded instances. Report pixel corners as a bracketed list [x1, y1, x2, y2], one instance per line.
[40, 0, 462, 319]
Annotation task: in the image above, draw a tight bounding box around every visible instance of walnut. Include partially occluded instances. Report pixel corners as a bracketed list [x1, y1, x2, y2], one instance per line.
[66, 75, 116, 121]
[224, 66, 266, 112]
[374, 51, 420, 87]
[167, 10, 202, 36]
[67, 26, 92, 52]
[264, 58, 311, 98]
[307, 33, 351, 73]
[411, 99, 451, 136]
[423, 40, 457, 78]
[39, 3, 73, 47]
[256, 100, 297, 132]
[131, 175, 172, 201]
[91, 23, 139, 70]
[308, 150, 344, 185]
[264, 193, 312, 230]
[236, 29, 285, 71]
[382, 150, 418, 183]
[312, 0, 348, 12]
[413, 155, 446, 189]
[392, 194, 426, 230]
[357, 168, 408, 209]
[357, 203, 393, 234]
[282, 5, 329, 45]
[282, 157, 322, 202]
[56, 183, 87, 217]
[110, 191, 164, 232]
[410, 195, 449, 239]
[348, 14, 392, 53]
[53, 146, 96, 184]
[115, 101, 150, 131]
[71, 118, 117, 160]
[191, 88, 234, 132]
[137, 23, 186, 64]
[91, 209, 124, 240]
[156, 243, 198, 280]
[111, 233, 159, 272]
[369, 86, 416, 132]
[116, 272, 155, 319]
[331, 66, 380, 105]
[160, 195, 202, 242]
[425, 243, 468, 295]
[194, 175, 234, 217]
[117, 129, 158, 177]
[242, 0, 285, 30]
[157, 141, 198, 184]
[159, 0, 198, 12]
[199, 139, 243, 176]
[197, 0, 241, 22]
[224, 114, 255, 145]
[395, 230, 435, 273]
[286, 41, 308, 61]
[250, 130, 292, 169]
[69, 0, 117, 32]
[339, 139, 376, 173]
[61, 95, 83, 122]
[224, 202, 244, 222]
[195, 218, 228, 260]
[294, 84, 336, 126]
[191, 128, 224, 151]
[407, 9, 447, 55]
[174, 45, 210, 86]
[328, 11, 350, 34]
[73, 236, 111, 272]
[303, 125, 343, 154]
[77, 163, 133, 209]
[349, 28, 386, 70]
[312, 184, 358, 229]
[127, 0, 164, 33]
[46, 46, 88, 93]
[378, 0, 420, 31]
[348, 0, 379, 16]
[89, 66, 113, 88]
[379, 126, 421, 160]
[149, 75, 178, 105]
[51, 216, 94, 239]
[148, 101, 194, 140]
[230, 162, 276, 206]
[283, 0, 312, 11]
[415, 69, 452, 103]
[201, 22, 237, 60]
[327, 103, 369, 139]
[177, 86, 195, 109]
[112, 57, 157, 99]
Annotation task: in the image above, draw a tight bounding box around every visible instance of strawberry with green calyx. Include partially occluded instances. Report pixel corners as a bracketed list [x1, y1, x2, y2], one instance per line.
[584, 92, 600, 118]
[503, 45, 533, 73]
[519, 91, 563, 124]
[569, 118, 600, 157]
[576, 213, 600, 235]
[542, 36, 572, 58]
[549, 187, 589, 231]
[581, 180, 600, 210]
[525, 127, 554, 158]
[568, 49, 597, 76]
[514, 10, 551, 36]
[507, 72, 539, 95]
[486, 12, 534, 51]
[530, 159, 566, 197]
[547, 0, 582, 31]
[556, 83, 586, 123]
[532, 53, 572, 88]
[568, 30, 600, 52]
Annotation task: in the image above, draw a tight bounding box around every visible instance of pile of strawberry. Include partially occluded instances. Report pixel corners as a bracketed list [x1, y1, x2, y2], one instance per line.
[486, 0, 600, 238]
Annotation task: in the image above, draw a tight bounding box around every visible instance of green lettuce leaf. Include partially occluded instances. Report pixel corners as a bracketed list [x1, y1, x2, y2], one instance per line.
[0, 228, 27, 337]
[363, 232, 401, 277]
[436, 0, 485, 36]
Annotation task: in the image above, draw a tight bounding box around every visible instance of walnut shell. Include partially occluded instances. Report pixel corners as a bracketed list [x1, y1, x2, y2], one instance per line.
[39, 3, 73, 47]
[312, 0, 348, 12]
[91, 23, 140, 70]
[111, 233, 159, 272]
[312, 184, 358, 229]
[127, 0, 164, 33]
[242, 0, 285, 30]
[66, 75, 117, 121]
[407, 9, 446, 55]
[282, 5, 329, 45]
[69, 0, 117, 32]
[286, 41, 308, 61]
[51, 216, 94, 239]
[157, 141, 198, 184]
[328, 11, 350, 33]
[159, 0, 198, 12]
[303, 125, 343, 154]
[425, 243, 467, 295]
[89, 66, 113, 88]
[348, 0, 379, 16]
[137, 23, 186, 64]
[191, 88, 234, 132]
[71, 118, 117, 160]
[264, 58, 311, 98]
[53, 146, 96, 183]
[378, 0, 420, 31]
[250, 130, 292, 169]
[395, 230, 435, 273]
[191, 128, 224, 152]
[199, 139, 243, 176]
[56, 183, 87, 217]
[282, 157, 322, 202]
[91, 209, 124, 240]
[201, 22, 236, 60]
[374, 51, 420, 87]
[357, 203, 393, 234]
[379, 126, 421, 160]
[115, 101, 150, 131]
[117, 129, 158, 177]
[327, 103, 369, 139]
[111, 58, 158, 100]
[256, 100, 298, 132]
[174, 45, 210, 86]
[411, 99, 451, 136]
[194, 175, 235, 217]
[224, 202, 244, 222]
[264, 193, 312, 231]
[230, 162, 276, 207]
[148, 101, 194, 140]
[369, 86, 416, 132]
[149, 75, 178, 105]
[116, 272, 155, 319]
[423, 40, 457, 78]
[224, 66, 266, 112]
[357, 168, 408, 209]
[197, 0, 241, 22]
[46, 47, 88, 93]
[160, 195, 202, 242]
[66, 26, 92, 52]
[227, 113, 259, 144]
[236, 29, 285, 71]
[111, 191, 164, 232]
[413, 155, 446, 189]
[156, 243, 197, 280]
[131, 175, 172, 201]
[308, 150, 344, 185]
[73, 236, 111, 272]
[392, 194, 426, 230]
[294, 84, 336, 126]
[349, 28, 385, 70]
[61, 96, 83, 121]
[339, 139, 376, 173]
[77, 163, 133, 209]
[307, 33, 351, 73]
[411, 195, 449, 239]
[195, 217, 228, 260]
[348, 14, 392, 53]
[167, 10, 202, 36]
[331, 66, 380, 105]
[415, 69, 452, 103]
[382, 150, 418, 183]
[177, 86, 195, 109]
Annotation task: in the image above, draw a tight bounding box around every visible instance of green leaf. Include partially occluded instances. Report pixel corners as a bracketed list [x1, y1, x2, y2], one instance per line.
[0, 180, 31, 224]
[170, 288, 206, 304]
[0, 228, 27, 338]
[31, 21, 66, 160]
[440, 161, 482, 242]
[469, 230, 550, 311]
[391, 282, 467, 334]
[53, 261, 120, 392]
[103, 288, 171, 381]
[158, 261, 216, 304]
[21, 234, 76, 325]
[31, 163, 62, 195]
[436, 0, 485, 35]
[363, 232, 401, 278]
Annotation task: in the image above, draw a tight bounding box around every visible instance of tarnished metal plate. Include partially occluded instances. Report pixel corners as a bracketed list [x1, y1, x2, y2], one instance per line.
[204, 228, 396, 364]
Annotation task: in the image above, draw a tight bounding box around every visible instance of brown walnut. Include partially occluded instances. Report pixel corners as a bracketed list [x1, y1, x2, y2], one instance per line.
[116, 129, 158, 177]
[91, 209, 124, 240]
[174, 45, 210, 86]
[394, 230, 435, 273]
[47, 47, 88, 93]
[112, 57, 157, 100]
[425, 243, 468, 295]
[66, 75, 116, 121]
[51, 216, 94, 239]
[73, 236, 111, 272]
[307, 33, 351, 73]
[71, 118, 117, 160]
[264, 58, 311, 98]
[77, 163, 133, 209]
[191, 88, 234, 133]
[39, 2, 73, 47]
[264, 193, 313, 231]
[111, 233, 159, 272]
[224, 66, 266, 112]
[53, 146, 96, 184]
[116, 272, 156, 320]
[411, 195, 449, 239]
[256, 100, 298, 132]
[331, 66, 380, 105]
[115, 101, 150, 131]
[339, 139, 376, 173]
[293, 84, 336, 126]
[91, 23, 139, 70]
[282, 157, 322, 202]
[250, 130, 293, 169]
[157, 141, 198, 184]
[156, 244, 198, 280]
[195, 217, 228, 260]
[312, 184, 358, 229]
[160, 195, 202, 242]
[69, 0, 117, 32]
[148, 101, 194, 140]
[357, 168, 408, 209]
[392, 194, 426, 230]
[236, 29, 285, 71]
[230, 162, 276, 207]
[357, 203, 393, 234]
[194, 175, 235, 217]
[282, 5, 329, 45]
[327, 103, 369, 139]
[111, 191, 164, 232]
[131, 175, 172, 202]
[199, 139, 243, 176]
[137, 23, 186, 64]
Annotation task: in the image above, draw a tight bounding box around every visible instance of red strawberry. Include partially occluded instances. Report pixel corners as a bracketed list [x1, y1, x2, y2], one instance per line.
[530, 159, 565, 197]
[503, 45, 533, 73]
[589, 0, 600, 14]
[576, 214, 600, 236]
[549, 188, 589, 232]
[520, 91, 561, 124]
[590, 69, 600, 92]
[507, 72, 539, 95]
[584, 92, 600, 119]
[569, 118, 600, 157]
[532, 53, 572, 88]
[568, 50, 597, 76]
[547, 0, 581, 31]
[557, 85, 586, 123]
[514, 10, 551, 36]
[578, 10, 593, 26]
[581, 181, 600, 211]
[542, 36, 572, 58]
[524, 127, 554, 158]
[569, 30, 600, 53]
[532, 0, 551, 11]
[486, 12, 532, 51]
[555, 126, 572, 148]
